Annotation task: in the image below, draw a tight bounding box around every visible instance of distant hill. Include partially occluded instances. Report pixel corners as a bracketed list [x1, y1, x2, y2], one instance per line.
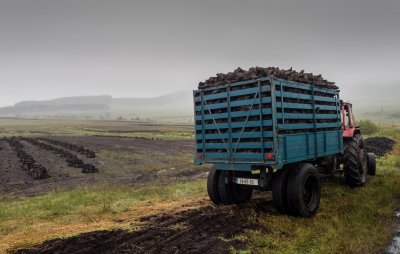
[0, 92, 194, 120]
[14, 95, 113, 107]
[111, 91, 193, 112]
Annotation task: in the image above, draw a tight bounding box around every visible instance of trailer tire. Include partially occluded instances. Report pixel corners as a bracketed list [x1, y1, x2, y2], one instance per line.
[207, 168, 221, 204]
[343, 135, 367, 187]
[367, 153, 376, 176]
[287, 163, 321, 218]
[272, 167, 292, 214]
[217, 170, 234, 204]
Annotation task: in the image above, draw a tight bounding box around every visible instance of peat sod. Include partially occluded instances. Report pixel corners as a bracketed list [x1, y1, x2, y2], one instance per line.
[199, 67, 337, 89]
[365, 137, 396, 157]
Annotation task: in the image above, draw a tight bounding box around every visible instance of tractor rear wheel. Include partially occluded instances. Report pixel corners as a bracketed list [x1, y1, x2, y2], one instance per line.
[286, 163, 321, 218]
[367, 153, 376, 176]
[343, 135, 367, 187]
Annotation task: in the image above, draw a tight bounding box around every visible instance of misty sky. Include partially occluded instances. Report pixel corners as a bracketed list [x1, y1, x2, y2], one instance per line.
[0, 0, 399, 107]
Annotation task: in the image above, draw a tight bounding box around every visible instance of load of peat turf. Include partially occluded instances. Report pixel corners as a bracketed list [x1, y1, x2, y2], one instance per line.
[365, 137, 396, 157]
[198, 67, 337, 89]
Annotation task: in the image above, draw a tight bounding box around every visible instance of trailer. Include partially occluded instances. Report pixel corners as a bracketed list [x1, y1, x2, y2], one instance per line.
[193, 76, 375, 217]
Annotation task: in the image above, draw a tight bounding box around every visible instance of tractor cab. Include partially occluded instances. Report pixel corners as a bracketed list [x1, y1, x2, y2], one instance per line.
[341, 101, 360, 138]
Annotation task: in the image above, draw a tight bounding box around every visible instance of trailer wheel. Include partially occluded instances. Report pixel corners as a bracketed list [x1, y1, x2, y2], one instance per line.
[287, 163, 321, 218]
[343, 135, 367, 187]
[272, 167, 292, 214]
[367, 153, 376, 176]
[207, 168, 221, 204]
[217, 170, 234, 204]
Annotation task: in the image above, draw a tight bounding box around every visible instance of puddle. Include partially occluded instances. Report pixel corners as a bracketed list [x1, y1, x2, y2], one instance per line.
[384, 211, 400, 254]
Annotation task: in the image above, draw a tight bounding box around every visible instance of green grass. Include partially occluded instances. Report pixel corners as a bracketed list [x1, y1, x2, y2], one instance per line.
[0, 180, 205, 223]
[358, 119, 379, 135]
[78, 129, 194, 140]
[232, 127, 400, 254]
[0, 180, 206, 252]
[0, 118, 194, 140]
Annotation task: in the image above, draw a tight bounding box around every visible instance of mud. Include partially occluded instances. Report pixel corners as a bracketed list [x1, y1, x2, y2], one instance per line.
[365, 137, 396, 157]
[14, 197, 273, 254]
[5, 137, 49, 179]
[0, 140, 35, 194]
[37, 137, 96, 158]
[0, 136, 208, 197]
[199, 67, 337, 89]
[384, 211, 400, 254]
[21, 137, 98, 173]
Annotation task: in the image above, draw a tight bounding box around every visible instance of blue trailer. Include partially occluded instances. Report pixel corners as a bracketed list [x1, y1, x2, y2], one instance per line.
[193, 76, 373, 217]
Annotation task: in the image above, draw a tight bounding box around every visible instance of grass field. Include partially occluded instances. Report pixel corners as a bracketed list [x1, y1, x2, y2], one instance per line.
[0, 119, 194, 140]
[0, 119, 399, 253]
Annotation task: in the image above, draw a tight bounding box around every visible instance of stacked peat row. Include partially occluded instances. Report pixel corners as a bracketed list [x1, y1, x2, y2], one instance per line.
[198, 67, 337, 89]
[20, 137, 97, 173]
[5, 137, 49, 179]
[37, 138, 96, 158]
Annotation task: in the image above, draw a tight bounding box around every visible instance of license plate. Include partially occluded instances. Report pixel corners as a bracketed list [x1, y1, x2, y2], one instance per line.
[234, 177, 259, 186]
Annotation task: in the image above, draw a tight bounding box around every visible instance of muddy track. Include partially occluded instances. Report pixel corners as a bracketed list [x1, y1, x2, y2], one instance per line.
[14, 200, 272, 254]
[37, 137, 96, 158]
[5, 137, 49, 180]
[21, 137, 97, 173]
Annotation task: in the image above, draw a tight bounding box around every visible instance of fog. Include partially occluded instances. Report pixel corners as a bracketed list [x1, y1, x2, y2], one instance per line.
[0, 0, 399, 107]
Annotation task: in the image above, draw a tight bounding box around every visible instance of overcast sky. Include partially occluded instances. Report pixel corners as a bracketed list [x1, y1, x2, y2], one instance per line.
[0, 0, 399, 107]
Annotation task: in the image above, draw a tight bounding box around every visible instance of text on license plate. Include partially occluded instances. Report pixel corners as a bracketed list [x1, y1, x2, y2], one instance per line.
[234, 177, 259, 186]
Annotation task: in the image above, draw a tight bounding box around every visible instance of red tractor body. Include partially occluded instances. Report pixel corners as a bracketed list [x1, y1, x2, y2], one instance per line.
[341, 101, 360, 138]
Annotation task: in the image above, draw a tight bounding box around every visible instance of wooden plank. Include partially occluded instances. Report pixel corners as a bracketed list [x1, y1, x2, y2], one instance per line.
[276, 91, 313, 101]
[195, 109, 272, 121]
[276, 102, 338, 111]
[196, 131, 274, 140]
[230, 85, 270, 97]
[198, 142, 273, 149]
[205, 152, 265, 160]
[194, 97, 272, 111]
[277, 122, 340, 130]
[278, 79, 337, 94]
[195, 120, 273, 130]
[203, 92, 227, 101]
[277, 113, 339, 120]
